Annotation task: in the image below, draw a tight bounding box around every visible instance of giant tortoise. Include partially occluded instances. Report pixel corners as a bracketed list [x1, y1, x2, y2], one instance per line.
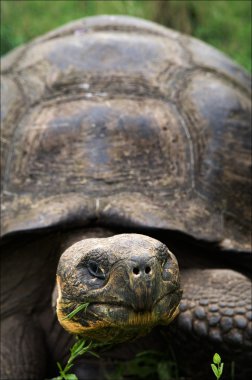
[0, 15, 251, 380]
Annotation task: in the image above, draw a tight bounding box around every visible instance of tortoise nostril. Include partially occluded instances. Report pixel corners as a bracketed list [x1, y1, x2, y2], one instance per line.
[133, 266, 151, 275]
[133, 267, 140, 275]
[145, 266, 151, 274]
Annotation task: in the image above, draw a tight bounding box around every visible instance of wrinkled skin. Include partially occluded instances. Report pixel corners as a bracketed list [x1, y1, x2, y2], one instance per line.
[56, 234, 181, 343]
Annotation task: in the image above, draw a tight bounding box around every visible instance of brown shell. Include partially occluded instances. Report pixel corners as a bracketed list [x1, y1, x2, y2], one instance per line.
[1, 16, 251, 251]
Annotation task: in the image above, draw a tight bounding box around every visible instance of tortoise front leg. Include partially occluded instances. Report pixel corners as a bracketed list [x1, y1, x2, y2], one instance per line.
[169, 268, 252, 379]
[0, 314, 47, 379]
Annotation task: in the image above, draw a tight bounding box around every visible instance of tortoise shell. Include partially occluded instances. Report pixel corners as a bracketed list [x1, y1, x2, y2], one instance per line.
[1, 15, 251, 251]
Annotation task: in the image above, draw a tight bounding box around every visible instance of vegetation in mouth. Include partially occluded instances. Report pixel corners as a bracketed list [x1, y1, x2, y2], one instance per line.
[63, 303, 90, 320]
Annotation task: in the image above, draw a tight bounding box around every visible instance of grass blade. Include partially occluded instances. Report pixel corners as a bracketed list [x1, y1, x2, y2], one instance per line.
[63, 303, 89, 320]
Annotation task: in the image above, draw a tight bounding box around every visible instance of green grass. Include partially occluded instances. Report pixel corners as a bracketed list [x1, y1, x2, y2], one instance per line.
[63, 303, 89, 321]
[1, 0, 251, 71]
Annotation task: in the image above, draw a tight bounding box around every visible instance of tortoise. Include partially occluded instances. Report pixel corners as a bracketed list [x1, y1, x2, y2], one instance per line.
[0, 14, 251, 380]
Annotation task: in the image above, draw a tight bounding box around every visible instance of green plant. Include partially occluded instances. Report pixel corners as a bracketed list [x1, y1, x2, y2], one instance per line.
[51, 337, 96, 380]
[50, 303, 92, 380]
[211, 353, 224, 380]
[106, 350, 178, 380]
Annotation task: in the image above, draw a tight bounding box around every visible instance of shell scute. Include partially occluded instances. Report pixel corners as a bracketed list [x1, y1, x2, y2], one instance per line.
[1, 16, 251, 251]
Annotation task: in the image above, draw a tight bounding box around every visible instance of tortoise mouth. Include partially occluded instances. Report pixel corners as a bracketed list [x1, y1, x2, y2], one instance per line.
[87, 297, 180, 326]
[57, 290, 181, 343]
[90, 287, 180, 311]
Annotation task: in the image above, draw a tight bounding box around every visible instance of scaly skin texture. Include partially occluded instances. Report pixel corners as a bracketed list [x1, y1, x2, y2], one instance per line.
[56, 234, 182, 343]
[169, 269, 252, 380]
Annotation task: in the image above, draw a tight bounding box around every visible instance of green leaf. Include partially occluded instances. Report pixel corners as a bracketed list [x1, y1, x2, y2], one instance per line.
[71, 339, 85, 354]
[136, 350, 163, 358]
[213, 353, 221, 365]
[63, 303, 89, 320]
[219, 362, 224, 376]
[157, 361, 173, 380]
[211, 363, 219, 379]
[65, 374, 78, 380]
[78, 347, 91, 356]
[64, 363, 73, 373]
[89, 350, 100, 358]
[57, 362, 63, 371]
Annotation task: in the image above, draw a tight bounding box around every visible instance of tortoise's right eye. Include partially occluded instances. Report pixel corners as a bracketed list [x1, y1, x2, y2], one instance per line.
[87, 260, 106, 279]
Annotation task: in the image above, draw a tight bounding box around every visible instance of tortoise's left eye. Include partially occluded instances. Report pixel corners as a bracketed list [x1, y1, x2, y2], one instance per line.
[87, 260, 106, 279]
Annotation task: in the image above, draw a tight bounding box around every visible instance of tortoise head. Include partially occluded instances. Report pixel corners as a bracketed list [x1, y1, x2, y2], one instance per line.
[56, 233, 182, 343]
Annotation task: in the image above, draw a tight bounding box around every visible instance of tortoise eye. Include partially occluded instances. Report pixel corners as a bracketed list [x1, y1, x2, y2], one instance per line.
[87, 260, 106, 279]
